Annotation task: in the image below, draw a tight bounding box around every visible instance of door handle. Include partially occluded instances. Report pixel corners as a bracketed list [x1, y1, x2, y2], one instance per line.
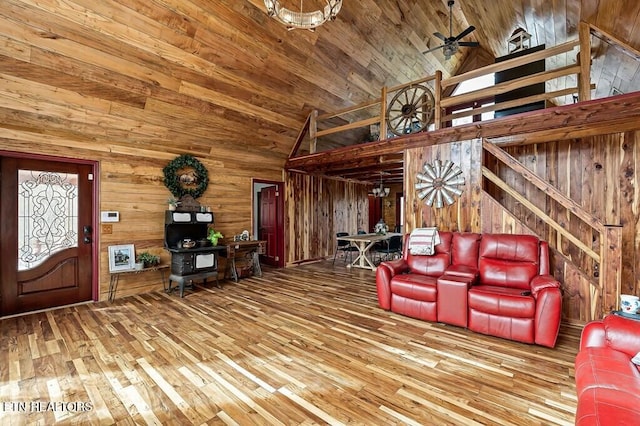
[83, 226, 92, 244]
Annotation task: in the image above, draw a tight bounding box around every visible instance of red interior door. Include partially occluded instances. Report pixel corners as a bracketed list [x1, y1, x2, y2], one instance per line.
[258, 185, 280, 267]
[0, 157, 94, 315]
[368, 195, 382, 233]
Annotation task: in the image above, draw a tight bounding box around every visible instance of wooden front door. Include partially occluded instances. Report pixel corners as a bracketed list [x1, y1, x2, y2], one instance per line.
[258, 184, 281, 267]
[0, 157, 94, 316]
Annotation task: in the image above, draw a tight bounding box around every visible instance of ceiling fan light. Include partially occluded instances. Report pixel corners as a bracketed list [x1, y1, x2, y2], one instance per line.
[423, 0, 478, 59]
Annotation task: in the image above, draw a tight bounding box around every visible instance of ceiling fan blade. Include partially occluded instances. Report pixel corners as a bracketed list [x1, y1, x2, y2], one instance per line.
[433, 32, 447, 41]
[454, 25, 476, 41]
[458, 41, 480, 47]
[422, 44, 446, 54]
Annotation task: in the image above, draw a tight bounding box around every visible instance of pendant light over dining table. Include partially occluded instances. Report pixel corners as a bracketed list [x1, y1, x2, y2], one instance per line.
[372, 172, 390, 198]
[264, 0, 343, 31]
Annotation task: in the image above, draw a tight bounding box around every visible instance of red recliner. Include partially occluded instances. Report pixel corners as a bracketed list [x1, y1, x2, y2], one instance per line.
[376, 232, 452, 322]
[376, 232, 563, 347]
[574, 314, 640, 425]
[467, 234, 562, 347]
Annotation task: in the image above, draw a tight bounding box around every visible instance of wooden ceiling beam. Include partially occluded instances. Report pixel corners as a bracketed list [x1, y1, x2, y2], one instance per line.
[293, 153, 404, 174]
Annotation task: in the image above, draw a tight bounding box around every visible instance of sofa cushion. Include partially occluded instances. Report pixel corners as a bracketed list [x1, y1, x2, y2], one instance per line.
[468, 285, 535, 317]
[390, 295, 437, 322]
[451, 232, 481, 267]
[390, 275, 437, 302]
[406, 253, 450, 277]
[575, 347, 640, 397]
[574, 315, 640, 425]
[467, 310, 534, 343]
[575, 387, 640, 426]
[479, 234, 540, 289]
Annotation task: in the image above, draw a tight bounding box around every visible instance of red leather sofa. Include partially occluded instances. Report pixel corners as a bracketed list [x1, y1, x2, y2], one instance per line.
[376, 232, 562, 347]
[574, 314, 640, 425]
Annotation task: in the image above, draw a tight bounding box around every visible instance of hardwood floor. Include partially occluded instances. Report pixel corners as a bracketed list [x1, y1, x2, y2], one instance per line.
[0, 261, 580, 425]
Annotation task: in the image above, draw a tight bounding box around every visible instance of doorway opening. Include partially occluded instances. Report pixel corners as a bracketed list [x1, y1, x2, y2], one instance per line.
[253, 179, 285, 268]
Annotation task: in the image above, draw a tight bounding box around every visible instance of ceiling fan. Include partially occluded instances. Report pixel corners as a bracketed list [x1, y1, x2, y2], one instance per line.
[422, 0, 479, 60]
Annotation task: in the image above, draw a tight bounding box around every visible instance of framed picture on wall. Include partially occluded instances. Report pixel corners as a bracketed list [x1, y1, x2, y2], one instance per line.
[108, 244, 135, 272]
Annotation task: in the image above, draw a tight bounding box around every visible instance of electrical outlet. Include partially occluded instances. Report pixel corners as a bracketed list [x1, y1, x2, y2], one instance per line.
[102, 224, 113, 234]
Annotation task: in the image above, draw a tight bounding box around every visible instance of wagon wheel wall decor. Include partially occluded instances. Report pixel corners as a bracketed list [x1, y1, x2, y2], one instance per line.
[386, 84, 435, 136]
[415, 159, 465, 208]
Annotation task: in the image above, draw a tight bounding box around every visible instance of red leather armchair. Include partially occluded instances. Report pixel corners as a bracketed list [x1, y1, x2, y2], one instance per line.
[376, 232, 563, 347]
[467, 234, 562, 347]
[574, 314, 640, 425]
[376, 232, 452, 321]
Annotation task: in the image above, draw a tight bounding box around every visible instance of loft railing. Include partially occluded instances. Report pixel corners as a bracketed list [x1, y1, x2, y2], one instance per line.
[289, 23, 596, 158]
[482, 140, 622, 319]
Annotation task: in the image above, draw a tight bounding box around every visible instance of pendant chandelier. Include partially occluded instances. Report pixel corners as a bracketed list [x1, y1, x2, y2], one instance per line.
[372, 173, 390, 198]
[264, 0, 343, 31]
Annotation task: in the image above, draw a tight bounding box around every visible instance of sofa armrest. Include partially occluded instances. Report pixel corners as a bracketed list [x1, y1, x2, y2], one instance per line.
[533, 283, 563, 348]
[375, 260, 409, 310]
[601, 314, 640, 358]
[530, 275, 560, 298]
[579, 315, 640, 356]
[444, 264, 479, 282]
[380, 259, 410, 276]
[579, 320, 606, 350]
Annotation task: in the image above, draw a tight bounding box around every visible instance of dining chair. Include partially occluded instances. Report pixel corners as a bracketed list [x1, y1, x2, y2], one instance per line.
[333, 232, 358, 265]
[374, 234, 403, 263]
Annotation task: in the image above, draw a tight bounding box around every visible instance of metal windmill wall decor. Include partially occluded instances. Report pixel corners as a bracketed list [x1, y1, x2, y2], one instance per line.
[415, 159, 465, 208]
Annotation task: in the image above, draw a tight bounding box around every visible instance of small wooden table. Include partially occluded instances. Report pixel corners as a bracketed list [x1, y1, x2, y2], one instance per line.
[337, 233, 402, 270]
[220, 240, 266, 282]
[108, 264, 169, 302]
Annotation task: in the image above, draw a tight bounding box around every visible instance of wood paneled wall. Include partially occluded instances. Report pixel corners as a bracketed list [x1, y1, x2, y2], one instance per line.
[401, 132, 640, 323]
[285, 172, 369, 265]
[489, 131, 640, 322]
[0, 141, 282, 301]
[405, 139, 483, 232]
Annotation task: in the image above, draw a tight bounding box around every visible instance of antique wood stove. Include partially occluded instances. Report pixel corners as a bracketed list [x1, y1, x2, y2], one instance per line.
[164, 210, 225, 297]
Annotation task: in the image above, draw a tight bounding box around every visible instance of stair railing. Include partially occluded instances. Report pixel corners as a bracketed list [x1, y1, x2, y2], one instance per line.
[482, 139, 622, 318]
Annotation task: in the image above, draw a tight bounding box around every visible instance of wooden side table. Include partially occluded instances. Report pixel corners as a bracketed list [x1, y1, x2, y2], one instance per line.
[108, 264, 169, 302]
[612, 310, 640, 321]
[221, 240, 266, 282]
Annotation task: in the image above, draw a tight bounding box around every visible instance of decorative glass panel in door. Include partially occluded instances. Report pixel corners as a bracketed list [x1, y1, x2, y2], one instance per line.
[18, 170, 79, 270]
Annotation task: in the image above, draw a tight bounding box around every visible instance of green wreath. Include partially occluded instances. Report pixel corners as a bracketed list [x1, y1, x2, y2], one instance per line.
[163, 154, 209, 199]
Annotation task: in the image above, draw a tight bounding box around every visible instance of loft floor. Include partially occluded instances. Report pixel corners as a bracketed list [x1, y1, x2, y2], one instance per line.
[0, 261, 579, 425]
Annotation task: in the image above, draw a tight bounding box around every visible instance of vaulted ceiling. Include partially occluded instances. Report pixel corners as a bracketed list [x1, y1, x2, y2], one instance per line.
[1, 0, 639, 186]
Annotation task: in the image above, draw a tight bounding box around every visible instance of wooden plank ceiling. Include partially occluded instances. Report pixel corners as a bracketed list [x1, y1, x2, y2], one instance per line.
[1, 1, 639, 186]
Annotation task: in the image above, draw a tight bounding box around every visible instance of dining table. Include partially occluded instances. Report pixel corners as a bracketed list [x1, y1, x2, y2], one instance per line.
[336, 232, 403, 270]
